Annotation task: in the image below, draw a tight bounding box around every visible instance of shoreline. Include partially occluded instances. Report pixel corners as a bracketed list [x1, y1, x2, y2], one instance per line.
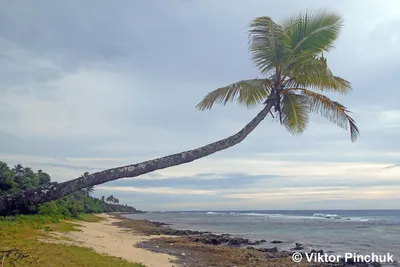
[113, 213, 389, 267]
[46, 212, 391, 267]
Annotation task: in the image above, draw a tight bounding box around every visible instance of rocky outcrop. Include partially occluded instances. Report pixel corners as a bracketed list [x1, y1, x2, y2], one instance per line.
[135, 219, 385, 267]
[188, 233, 267, 247]
[270, 240, 284, 244]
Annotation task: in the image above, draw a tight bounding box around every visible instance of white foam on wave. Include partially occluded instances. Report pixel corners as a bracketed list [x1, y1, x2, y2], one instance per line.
[313, 213, 342, 219]
[312, 213, 374, 222]
[346, 217, 371, 222]
[205, 211, 377, 223]
[228, 212, 283, 217]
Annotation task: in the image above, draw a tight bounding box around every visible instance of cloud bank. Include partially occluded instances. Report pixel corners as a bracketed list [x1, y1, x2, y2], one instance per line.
[1, 0, 400, 210]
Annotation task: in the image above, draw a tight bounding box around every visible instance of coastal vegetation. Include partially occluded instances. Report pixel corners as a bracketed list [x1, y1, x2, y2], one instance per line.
[0, 214, 146, 266]
[0, 162, 145, 266]
[0, 162, 140, 217]
[0, 10, 358, 218]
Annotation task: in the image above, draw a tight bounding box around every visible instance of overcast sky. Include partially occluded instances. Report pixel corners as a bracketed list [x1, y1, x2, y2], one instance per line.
[1, 0, 400, 211]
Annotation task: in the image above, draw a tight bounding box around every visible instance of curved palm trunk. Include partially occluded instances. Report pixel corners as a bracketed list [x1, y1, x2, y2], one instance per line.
[0, 102, 274, 215]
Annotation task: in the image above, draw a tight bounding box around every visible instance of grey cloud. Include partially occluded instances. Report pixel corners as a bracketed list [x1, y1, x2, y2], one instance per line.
[103, 173, 281, 190]
[0, 132, 40, 155]
[100, 173, 400, 193]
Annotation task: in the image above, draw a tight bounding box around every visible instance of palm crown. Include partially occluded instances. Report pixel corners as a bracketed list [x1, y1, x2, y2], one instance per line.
[196, 10, 359, 142]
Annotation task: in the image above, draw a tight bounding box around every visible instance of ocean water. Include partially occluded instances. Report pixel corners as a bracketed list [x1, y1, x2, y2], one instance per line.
[126, 210, 400, 264]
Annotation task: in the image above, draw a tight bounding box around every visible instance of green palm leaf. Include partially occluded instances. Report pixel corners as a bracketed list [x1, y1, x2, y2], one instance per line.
[283, 9, 344, 55]
[286, 88, 359, 141]
[281, 91, 309, 134]
[286, 55, 351, 94]
[249, 17, 287, 74]
[196, 79, 271, 110]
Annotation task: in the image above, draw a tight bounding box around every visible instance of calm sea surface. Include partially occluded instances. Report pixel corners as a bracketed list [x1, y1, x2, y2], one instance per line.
[126, 210, 400, 264]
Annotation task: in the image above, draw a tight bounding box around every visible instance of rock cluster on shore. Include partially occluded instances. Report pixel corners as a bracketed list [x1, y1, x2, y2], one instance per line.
[116, 216, 387, 267]
[153, 223, 385, 267]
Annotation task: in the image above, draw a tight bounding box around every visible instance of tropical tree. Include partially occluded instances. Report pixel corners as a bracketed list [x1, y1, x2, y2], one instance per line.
[0, 10, 358, 215]
[36, 170, 51, 186]
[12, 164, 23, 177]
[81, 186, 95, 196]
[0, 162, 15, 193]
[105, 195, 119, 204]
[105, 195, 113, 204]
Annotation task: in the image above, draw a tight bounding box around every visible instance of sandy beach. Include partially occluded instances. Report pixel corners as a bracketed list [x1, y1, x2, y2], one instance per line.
[46, 214, 177, 267]
[42, 213, 309, 267]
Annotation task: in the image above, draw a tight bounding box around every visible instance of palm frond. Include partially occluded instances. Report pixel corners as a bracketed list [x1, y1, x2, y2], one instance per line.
[285, 88, 359, 141]
[283, 9, 343, 55]
[284, 55, 351, 94]
[196, 79, 271, 110]
[281, 91, 309, 134]
[249, 16, 287, 74]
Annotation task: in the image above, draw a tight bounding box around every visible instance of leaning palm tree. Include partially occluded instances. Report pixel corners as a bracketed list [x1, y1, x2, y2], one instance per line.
[79, 173, 95, 196]
[0, 10, 358, 215]
[196, 10, 358, 140]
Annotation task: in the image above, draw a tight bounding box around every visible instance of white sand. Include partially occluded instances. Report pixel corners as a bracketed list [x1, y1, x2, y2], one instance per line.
[46, 214, 177, 267]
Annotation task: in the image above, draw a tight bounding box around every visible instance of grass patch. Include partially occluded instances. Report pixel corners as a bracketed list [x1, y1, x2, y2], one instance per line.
[0, 214, 146, 267]
[47, 220, 81, 232]
[75, 213, 104, 223]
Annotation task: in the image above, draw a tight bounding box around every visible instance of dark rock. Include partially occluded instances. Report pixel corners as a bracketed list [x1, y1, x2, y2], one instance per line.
[248, 239, 265, 246]
[258, 247, 279, 253]
[190, 233, 268, 248]
[190, 234, 231, 245]
[162, 228, 208, 236]
[147, 220, 171, 227]
[270, 240, 284, 244]
[290, 243, 304, 250]
[228, 238, 246, 247]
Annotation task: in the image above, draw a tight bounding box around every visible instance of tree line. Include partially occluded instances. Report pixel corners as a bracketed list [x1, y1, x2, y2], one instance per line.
[0, 162, 141, 217]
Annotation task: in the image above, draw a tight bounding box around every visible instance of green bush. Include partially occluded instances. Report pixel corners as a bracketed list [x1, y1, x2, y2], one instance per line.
[38, 201, 59, 217]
